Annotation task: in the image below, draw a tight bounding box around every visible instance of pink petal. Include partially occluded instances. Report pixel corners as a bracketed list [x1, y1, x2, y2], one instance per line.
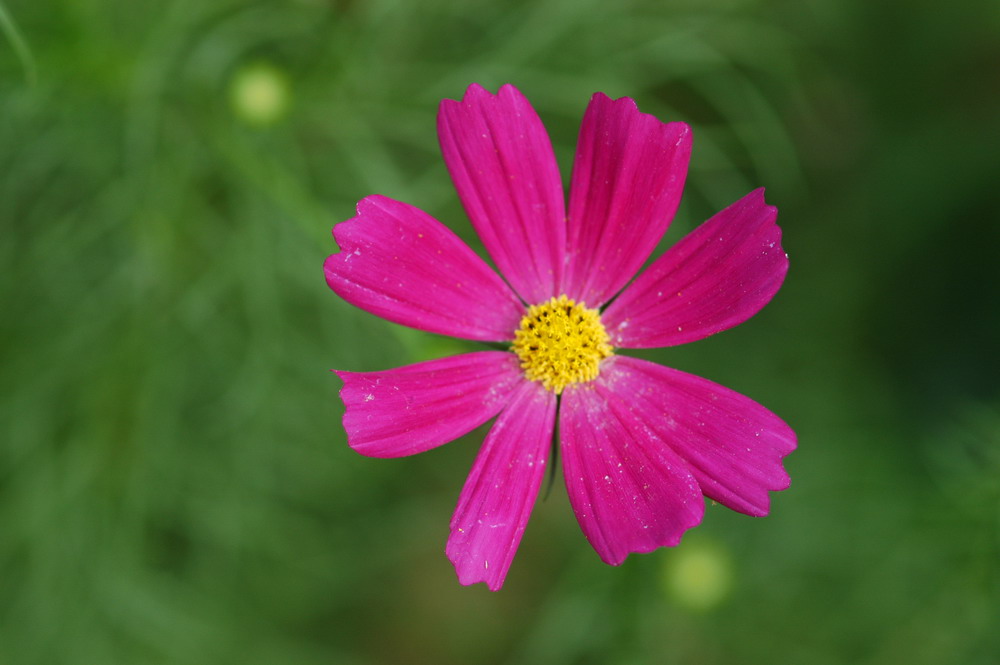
[559, 375, 705, 566]
[447, 380, 556, 591]
[325, 195, 523, 342]
[335, 352, 523, 458]
[438, 83, 566, 303]
[563, 93, 692, 308]
[603, 188, 788, 348]
[605, 356, 796, 516]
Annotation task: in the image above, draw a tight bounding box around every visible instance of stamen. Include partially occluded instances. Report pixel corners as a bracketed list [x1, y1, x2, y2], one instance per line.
[512, 295, 613, 394]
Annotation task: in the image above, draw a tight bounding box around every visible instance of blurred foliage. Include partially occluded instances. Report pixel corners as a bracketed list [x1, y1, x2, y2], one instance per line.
[1, 0, 998, 663]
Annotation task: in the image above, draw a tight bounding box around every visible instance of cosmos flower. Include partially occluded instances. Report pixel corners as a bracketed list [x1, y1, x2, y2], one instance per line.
[325, 83, 795, 591]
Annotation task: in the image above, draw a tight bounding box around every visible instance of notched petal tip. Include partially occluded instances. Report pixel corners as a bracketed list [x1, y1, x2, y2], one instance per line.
[602, 513, 703, 566]
[323, 195, 523, 341]
[746, 187, 782, 233]
[453, 570, 503, 592]
[437, 81, 566, 303]
[461, 81, 493, 100]
[603, 356, 796, 518]
[591, 91, 638, 111]
[446, 382, 555, 591]
[591, 91, 694, 137]
[563, 92, 693, 307]
[440, 82, 524, 110]
[335, 352, 522, 459]
[560, 382, 706, 566]
[325, 195, 390, 258]
[603, 186, 790, 348]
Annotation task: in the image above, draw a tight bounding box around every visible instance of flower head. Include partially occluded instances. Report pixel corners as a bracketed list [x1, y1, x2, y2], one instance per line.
[325, 84, 795, 591]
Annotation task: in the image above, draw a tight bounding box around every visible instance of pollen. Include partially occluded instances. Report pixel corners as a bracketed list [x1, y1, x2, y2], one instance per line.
[512, 295, 613, 394]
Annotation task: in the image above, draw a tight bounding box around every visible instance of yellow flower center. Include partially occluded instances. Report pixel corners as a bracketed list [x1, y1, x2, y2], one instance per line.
[512, 295, 613, 394]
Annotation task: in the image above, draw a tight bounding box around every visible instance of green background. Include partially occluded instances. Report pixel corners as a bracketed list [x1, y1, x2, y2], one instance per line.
[2, 0, 998, 663]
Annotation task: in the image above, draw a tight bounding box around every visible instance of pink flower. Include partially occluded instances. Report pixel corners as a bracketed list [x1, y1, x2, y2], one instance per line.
[325, 84, 795, 591]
